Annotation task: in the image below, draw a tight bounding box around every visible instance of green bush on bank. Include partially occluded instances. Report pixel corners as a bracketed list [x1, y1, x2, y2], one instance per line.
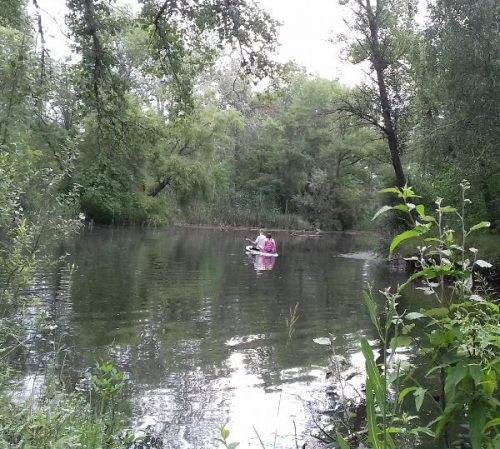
[331, 183, 500, 449]
[0, 386, 124, 449]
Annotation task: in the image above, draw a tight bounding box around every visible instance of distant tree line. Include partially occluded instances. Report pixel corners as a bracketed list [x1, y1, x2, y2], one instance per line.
[1, 0, 499, 231]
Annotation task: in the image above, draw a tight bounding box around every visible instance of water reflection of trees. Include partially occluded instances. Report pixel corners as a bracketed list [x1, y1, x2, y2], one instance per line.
[37, 227, 430, 446]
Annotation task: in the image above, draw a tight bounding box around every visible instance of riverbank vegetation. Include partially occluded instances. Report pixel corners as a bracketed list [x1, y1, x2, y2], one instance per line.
[2, 0, 500, 235]
[1, 0, 500, 448]
[317, 184, 499, 449]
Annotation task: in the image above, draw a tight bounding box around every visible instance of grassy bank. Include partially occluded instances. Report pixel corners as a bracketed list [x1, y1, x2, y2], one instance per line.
[180, 200, 313, 230]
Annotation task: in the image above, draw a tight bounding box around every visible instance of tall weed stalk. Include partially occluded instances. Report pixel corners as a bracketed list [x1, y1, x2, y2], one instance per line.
[337, 182, 499, 449]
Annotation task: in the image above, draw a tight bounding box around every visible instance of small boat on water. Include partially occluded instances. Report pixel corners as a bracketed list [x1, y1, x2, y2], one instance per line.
[245, 245, 279, 257]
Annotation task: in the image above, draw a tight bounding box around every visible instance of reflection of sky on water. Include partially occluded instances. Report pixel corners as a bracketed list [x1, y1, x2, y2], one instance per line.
[130, 348, 328, 448]
[25, 228, 430, 448]
[226, 352, 322, 448]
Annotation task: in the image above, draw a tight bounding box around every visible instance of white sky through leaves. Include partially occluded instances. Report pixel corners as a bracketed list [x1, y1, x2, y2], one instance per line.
[30, 0, 374, 86]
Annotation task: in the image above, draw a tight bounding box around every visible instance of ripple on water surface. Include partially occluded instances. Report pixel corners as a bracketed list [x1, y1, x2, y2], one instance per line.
[34, 227, 427, 448]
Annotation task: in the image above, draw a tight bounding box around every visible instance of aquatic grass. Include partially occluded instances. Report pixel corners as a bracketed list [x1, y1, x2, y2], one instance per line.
[0, 388, 115, 448]
[285, 303, 300, 342]
[252, 425, 267, 449]
[180, 198, 312, 230]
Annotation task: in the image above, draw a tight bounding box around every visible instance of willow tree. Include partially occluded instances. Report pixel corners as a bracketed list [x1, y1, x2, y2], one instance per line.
[337, 0, 417, 187]
[65, 0, 278, 223]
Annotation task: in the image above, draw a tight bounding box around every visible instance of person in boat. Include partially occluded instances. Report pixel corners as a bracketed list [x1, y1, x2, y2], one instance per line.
[246, 229, 266, 252]
[263, 233, 277, 254]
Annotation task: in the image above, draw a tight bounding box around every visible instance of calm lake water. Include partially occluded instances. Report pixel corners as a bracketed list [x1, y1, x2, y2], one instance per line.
[34, 226, 427, 448]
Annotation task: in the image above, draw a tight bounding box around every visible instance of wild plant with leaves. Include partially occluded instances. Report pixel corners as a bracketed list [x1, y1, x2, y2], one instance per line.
[214, 424, 239, 449]
[337, 182, 499, 449]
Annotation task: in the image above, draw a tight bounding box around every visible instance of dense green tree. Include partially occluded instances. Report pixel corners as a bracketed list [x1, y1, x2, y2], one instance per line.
[0, 0, 27, 30]
[0, 20, 32, 148]
[63, 0, 278, 223]
[413, 0, 500, 228]
[337, 0, 418, 187]
[2, 0, 500, 234]
[228, 76, 385, 229]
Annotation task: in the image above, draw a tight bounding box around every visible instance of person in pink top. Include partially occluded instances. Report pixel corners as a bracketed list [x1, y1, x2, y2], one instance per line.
[263, 233, 277, 253]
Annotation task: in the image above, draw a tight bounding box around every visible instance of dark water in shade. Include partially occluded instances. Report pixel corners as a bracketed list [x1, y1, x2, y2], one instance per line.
[34, 226, 429, 449]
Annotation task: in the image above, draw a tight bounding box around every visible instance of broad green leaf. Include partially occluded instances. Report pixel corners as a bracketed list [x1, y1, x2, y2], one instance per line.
[469, 221, 490, 232]
[482, 369, 497, 396]
[398, 386, 417, 403]
[390, 229, 422, 254]
[440, 206, 457, 213]
[445, 363, 468, 399]
[365, 378, 383, 449]
[483, 417, 500, 431]
[393, 204, 410, 213]
[336, 433, 350, 449]
[361, 338, 385, 413]
[227, 443, 239, 449]
[423, 307, 449, 318]
[407, 266, 463, 283]
[363, 291, 380, 335]
[414, 387, 426, 411]
[469, 400, 486, 449]
[407, 268, 433, 282]
[415, 204, 425, 217]
[401, 186, 420, 199]
[429, 330, 455, 347]
[475, 260, 492, 268]
[402, 323, 415, 335]
[390, 336, 412, 349]
[380, 187, 401, 195]
[469, 364, 482, 387]
[372, 205, 392, 221]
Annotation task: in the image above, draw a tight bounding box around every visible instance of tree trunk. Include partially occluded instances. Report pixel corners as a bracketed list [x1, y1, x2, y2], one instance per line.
[366, 0, 406, 187]
[148, 179, 170, 197]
